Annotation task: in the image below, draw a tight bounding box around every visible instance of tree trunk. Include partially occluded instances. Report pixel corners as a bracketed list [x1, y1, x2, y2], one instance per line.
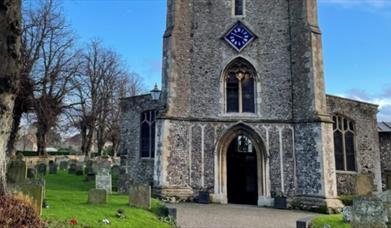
[86, 127, 94, 156]
[0, 0, 21, 195]
[6, 99, 23, 156]
[36, 124, 47, 156]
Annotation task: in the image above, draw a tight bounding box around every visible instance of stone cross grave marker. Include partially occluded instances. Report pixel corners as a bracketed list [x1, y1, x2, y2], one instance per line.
[96, 159, 112, 194]
[6, 154, 26, 184]
[129, 184, 151, 209]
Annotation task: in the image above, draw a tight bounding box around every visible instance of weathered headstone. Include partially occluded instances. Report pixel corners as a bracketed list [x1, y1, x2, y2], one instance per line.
[118, 173, 131, 194]
[96, 175, 112, 194]
[36, 163, 47, 176]
[128, 184, 151, 209]
[120, 155, 127, 166]
[111, 165, 121, 177]
[68, 163, 76, 174]
[356, 174, 374, 196]
[96, 158, 112, 193]
[351, 196, 388, 228]
[342, 206, 352, 223]
[6, 155, 27, 184]
[88, 189, 107, 204]
[59, 160, 68, 170]
[27, 167, 36, 179]
[19, 179, 45, 215]
[75, 164, 84, 176]
[49, 161, 57, 174]
[378, 190, 391, 228]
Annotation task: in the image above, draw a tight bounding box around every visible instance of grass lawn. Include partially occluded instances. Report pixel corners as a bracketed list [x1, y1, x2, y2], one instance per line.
[42, 172, 171, 228]
[311, 214, 351, 228]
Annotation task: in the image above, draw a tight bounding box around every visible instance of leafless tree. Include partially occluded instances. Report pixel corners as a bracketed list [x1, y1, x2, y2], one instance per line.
[27, 0, 81, 156]
[6, 0, 80, 156]
[74, 41, 145, 157]
[0, 0, 22, 194]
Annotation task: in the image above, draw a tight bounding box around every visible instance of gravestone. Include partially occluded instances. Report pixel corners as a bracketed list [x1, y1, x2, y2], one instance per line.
[342, 206, 352, 223]
[96, 158, 112, 194]
[68, 163, 76, 174]
[6, 155, 27, 184]
[88, 189, 107, 204]
[351, 196, 388, 228]
[19, 179, 45, 215]
[111, 165, 121, 177]
[129, 184, 151, 209]
[118, 173, 131, 194]
[27, 167, 36, 179]
[120, 155, 127, 166]
[59, 161, 68, 170]
[75, 164, 84, 176]
[356, 174, 374, 196]
[36, 163, 47, 176]
[378, 190, 391, 228]
[85, 160, 95, 181]
[49, 161, 57, 174]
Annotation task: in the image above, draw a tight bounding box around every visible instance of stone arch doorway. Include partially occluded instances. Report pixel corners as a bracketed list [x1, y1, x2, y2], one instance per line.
[214, 124, 270, 206]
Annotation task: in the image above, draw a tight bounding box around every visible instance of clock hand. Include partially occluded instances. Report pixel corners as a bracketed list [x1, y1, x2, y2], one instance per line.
[231, 33, 244, 40]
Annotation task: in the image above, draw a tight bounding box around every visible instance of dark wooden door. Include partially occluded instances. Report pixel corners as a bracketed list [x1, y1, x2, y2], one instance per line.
[227, 136, 258, 205]
[387, 174, 391, 190]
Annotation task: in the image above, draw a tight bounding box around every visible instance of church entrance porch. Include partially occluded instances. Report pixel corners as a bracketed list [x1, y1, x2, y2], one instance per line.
[213, 124, 272, 206]
[227, 135, 258, 205]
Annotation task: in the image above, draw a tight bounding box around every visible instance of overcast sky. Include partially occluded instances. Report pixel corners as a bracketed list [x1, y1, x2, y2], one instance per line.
[60, 0, 391, 121]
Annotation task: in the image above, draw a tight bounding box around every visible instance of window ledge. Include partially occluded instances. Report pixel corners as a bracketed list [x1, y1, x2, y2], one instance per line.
[336, 170, 358, 175]
[220, 113, 259, 118]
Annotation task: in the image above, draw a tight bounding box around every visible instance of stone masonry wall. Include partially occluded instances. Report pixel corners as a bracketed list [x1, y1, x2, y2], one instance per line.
[379, 133, 391, 190]
[326, 95, 381, 195]
[119, 95, 162, 185]
[162, 0, 293, 120]
[154, 119, 296, 198]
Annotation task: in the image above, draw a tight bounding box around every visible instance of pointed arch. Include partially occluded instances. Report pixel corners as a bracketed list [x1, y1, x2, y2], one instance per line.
[213, 123, 271, 205]
[221, 57, 257, 114]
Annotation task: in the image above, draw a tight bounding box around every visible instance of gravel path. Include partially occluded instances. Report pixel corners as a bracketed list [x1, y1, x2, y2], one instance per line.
[168, 203, 319, 228]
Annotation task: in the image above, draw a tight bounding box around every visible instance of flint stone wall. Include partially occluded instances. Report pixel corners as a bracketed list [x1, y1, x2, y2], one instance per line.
[379, 133, 391, 190]
[119, 94, 162, 185]
[155, 119, 297, 197]
[326, 95, 381, 195]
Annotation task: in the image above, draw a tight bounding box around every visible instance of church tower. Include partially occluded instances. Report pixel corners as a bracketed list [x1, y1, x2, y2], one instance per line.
[153, 0, 342, 210]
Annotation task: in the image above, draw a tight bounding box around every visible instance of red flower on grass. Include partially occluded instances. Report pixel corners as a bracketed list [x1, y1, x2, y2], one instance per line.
[70, 218, 77, 225]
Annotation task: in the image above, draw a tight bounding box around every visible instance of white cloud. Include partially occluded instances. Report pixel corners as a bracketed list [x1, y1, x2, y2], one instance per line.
[337, 88, 391, 122]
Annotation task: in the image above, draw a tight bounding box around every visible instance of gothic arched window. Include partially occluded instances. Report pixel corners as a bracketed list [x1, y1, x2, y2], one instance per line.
[140, 110, 157, 158]
[333, 115, 356, 171]
[225, 59, 255, 113]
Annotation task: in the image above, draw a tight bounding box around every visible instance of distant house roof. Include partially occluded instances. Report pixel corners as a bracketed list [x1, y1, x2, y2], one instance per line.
[378, 122, 391, 133]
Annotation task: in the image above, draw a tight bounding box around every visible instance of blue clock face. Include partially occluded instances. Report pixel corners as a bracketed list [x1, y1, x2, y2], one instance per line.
[224, 22, 255, 52]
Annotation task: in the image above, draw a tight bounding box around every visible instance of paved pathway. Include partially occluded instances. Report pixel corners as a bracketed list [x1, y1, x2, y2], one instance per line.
[168, 203, 319, 228]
